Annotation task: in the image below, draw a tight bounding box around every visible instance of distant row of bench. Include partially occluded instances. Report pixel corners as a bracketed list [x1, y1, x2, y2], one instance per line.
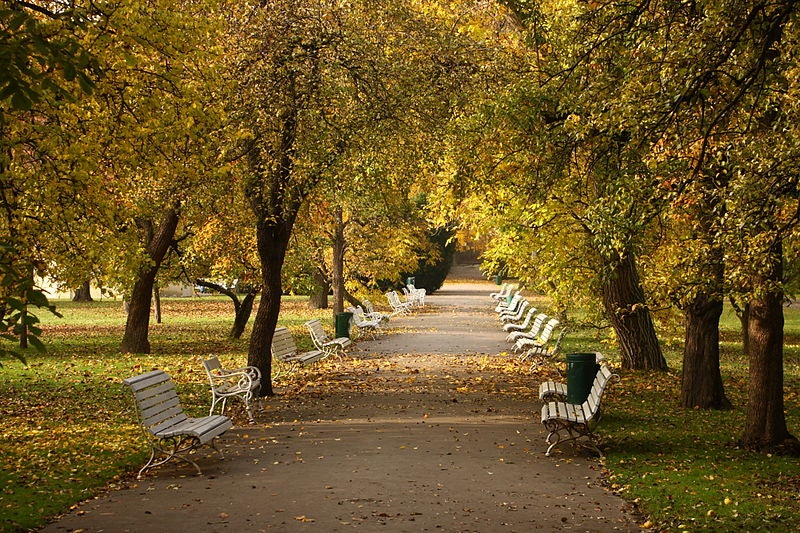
[491, 284, 568, 365]
[491, 282, 619, 457]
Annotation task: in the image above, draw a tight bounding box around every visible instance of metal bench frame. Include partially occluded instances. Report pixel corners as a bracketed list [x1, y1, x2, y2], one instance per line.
[199, 356, 262, 423]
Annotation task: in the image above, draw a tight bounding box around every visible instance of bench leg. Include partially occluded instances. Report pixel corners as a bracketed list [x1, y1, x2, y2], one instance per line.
[139, 435, 205, 478]
[543, 421, 601, 457]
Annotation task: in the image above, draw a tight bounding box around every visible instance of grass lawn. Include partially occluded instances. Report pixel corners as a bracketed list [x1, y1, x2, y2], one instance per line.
[0, 295, 798, 531]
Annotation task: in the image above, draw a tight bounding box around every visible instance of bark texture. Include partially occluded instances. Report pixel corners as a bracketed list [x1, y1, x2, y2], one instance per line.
[600, 252, 667, 371]
[120, 208, 180, 354]
[741, 238, 798, 452]
[681, 292, 731, 409]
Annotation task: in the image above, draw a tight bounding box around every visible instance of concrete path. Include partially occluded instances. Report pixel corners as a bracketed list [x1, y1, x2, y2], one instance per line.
[40, 265, 643, 532]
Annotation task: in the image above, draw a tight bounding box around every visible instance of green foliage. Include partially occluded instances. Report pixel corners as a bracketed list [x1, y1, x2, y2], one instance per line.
[0, 4, 98, 124]
[401, 225, 457, 294]
[0, 242, 61, 364]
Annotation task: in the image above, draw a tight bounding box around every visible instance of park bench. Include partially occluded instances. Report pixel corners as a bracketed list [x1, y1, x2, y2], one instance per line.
[199, 356, 262, 423]
[362, 299, 390, 323]
[404, 283, 426, 307]
[305, 318, 352, 357]
[123, 369, 233, 478]
[346, 306, 382, 338]
[271, 326, 327, 370]
[490, 282, 514, 301]
[494, 290, 522, 313]
[386, 290, 414, 316]
[516, 317, 559, 358]
[500, 298, 530, 323]
[502, 307, 538, 333]
[540, 364, 618, 457]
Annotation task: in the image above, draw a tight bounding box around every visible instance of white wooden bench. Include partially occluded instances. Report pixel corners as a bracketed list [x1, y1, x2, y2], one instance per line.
[386, 290, 413, 316]
[123, 370, 233, 478]
[199, 356, 262, 423]
[305, 318, 352, 357]
[540, 364, 618, 457]
[516, 317, 559, 357]
[271, 327, 327, 369]
[346, 306, 382, 338]
[506, 312, 548, 344]
[503, 306, 538, 333]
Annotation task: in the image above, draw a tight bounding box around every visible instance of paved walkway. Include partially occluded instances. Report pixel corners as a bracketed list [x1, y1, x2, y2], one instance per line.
[41, 266, 642, 532]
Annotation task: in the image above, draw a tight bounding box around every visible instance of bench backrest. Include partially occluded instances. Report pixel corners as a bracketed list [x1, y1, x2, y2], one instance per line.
[348, 306, 369, 325]
[582, 365, 616, 420]
[305, 319, 330, 345]
[123, 370, 188, 437]
[538, 318, 560, 343]
[271, 327, 297, 361]
[529, 313, 548, 337]
[517, 307, 537, 328]
[200, 356, 222, 376]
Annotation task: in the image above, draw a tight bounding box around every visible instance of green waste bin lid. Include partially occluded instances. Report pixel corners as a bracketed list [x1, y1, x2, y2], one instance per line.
[566, 352, 596, 362]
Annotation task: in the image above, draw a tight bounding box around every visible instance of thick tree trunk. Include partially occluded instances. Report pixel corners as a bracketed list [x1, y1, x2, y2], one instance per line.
[248, 218, 295, 397]
[682, 292, 731, 409]
[332, 207, 346, 315]
[740, 237, 798, 452]
[73, 280, 93, 301]
[600, 252, 667, 370]
[120, 208, 180, 354]
[308, 266, 329, 309]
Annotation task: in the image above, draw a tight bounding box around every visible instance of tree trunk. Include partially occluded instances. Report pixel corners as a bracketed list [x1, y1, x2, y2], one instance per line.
[73, 280, 93, 301]
[153, 281, 162, 324]
[308, 266, 329, 309]
[248, 219, 295, 397]
[729, 297, 751, 354]
[332, 206, 346, 315]
[195, 278, 259, 339]
[600, 252, 667, 370]
[682, 292, 731, 409]
[231, 289, 258, 339]
[740, 237, 798, 452]
[120, 208, 180, 354]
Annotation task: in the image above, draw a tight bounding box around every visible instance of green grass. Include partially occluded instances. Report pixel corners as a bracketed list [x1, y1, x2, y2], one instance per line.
[554, 305, 800, 532]
[0, 296, 798, 531]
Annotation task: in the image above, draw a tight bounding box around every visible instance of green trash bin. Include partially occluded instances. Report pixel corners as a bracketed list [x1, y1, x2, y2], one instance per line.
[406, 276, 415, 286]
[566, 353, 600, 404]
[494, 275, 503, 285]
[335, 311, 353, 339]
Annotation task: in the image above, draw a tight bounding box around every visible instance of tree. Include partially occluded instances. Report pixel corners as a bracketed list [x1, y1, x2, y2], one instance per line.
[52, 0, 232, 353]
[228, 0, 486, 394]
[0, 2, 103, 360]
[435, 0, 668, 370]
